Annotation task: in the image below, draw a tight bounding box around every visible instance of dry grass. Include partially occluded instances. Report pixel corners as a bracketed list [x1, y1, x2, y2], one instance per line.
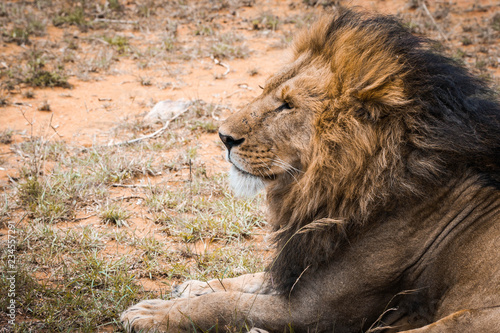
[0, 0, 498, 331]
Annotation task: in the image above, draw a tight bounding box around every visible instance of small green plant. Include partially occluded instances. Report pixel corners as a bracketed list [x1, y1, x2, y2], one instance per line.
[3, 14, 45, 45]
[194, 23, 215, 36]
[138, 75, 153, 86]
[248, 68, 259, 76]
[7, 26, 31, 45]
[252, 12, 280, 30]
[18, 174, 76, 223]
[208, 32, 249, 59]
[0, 129, 13, 144]
[163, 35, 177, 52]
[101, 203, 130, 227]
[210, 42, 249, 59]
[461, 37, 472, 46]
[491, 13, 500, 32]
[185, 146, 198, 160]
[0, 193, 9, 225]
[103, 35, 129, 54]
[137, 3, 154, 17]
[80, 49, 116, 74]
[25, 69, 71, 88]
[23, 89, 35, 98]
[108, 0, 123, 12]
[145, 187, 180, 213]
[191, 120, 218, 133]
[53, 7, 87, 27]
[21, 48, 71, 88]
[0, 91, 8, 107]
[38, 100, 51, 111]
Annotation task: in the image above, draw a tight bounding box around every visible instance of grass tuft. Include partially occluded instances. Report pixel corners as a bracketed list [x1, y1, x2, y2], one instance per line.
[25, 70, 71, 88]
[103, 35, 130, 54]
[52, 7, 87, 27]
[101, 203, 130, 227]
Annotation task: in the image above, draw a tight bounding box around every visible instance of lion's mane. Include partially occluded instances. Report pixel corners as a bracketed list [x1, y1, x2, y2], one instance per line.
[266, 9, 500, 294]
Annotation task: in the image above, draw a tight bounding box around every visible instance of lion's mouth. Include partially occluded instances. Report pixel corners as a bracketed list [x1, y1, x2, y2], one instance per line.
[226, 150, 274, 181]
[232, 164, 255, 177]
[231, 163, 277, 181]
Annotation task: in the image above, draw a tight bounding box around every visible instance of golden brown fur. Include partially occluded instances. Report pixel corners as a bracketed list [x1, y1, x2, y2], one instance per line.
[121, 9, 500, 332]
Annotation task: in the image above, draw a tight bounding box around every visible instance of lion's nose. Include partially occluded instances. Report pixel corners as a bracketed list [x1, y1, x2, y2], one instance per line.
[219, 132, 245, 151]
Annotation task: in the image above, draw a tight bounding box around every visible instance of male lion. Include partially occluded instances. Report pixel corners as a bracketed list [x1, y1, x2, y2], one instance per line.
[121, 9, 500, 332]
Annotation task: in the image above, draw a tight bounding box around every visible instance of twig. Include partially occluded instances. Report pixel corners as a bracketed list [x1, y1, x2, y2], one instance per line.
[211, 104, 220, 121]
[10, 147, 28, 158]
[111, 184, 149, 188]
[420, 2, 448, 42]
[73, 213, 98, 222]
[49, 113, 63, 139]
[112, 195, 145, 201]
[107, 107, 189, 147]
[13, 102, 32, 107]
[93, 18, 139, 24]
[226, 89, 244, 98]
[211, 55, 230, 76]
[89, 37, 112, 46]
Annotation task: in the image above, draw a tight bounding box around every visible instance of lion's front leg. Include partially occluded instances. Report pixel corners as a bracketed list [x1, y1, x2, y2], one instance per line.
[402, 306, 500, 333]
[121, 290, 314, 333]
[172, 272, 272, 298]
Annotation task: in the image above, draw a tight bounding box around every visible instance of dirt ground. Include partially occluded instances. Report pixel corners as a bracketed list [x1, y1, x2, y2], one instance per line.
[0, 0, 499, 331]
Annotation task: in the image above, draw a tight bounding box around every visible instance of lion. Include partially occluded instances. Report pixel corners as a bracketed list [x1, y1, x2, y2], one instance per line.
[121, 9, 500, 332]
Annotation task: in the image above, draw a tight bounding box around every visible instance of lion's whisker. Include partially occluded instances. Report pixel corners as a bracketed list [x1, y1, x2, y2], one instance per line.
[271, 156, 304, 174]
[270, 158, 302, 184]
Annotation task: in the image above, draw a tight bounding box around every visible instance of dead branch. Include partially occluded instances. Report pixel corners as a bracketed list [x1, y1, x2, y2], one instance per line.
[73, 213, 98, 222]
[420, 1, 448, 42]
[108, 107, 189, 147]
[111, 184, 149, 188]
[93, 18, 139, 24]
[211, 55, 230, 76]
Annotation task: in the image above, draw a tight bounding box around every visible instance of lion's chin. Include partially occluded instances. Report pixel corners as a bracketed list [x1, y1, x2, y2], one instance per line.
[229, 165, 266, 198]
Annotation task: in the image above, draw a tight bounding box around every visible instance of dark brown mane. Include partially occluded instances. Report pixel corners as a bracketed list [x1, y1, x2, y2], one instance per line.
[266, 9, 500, 294]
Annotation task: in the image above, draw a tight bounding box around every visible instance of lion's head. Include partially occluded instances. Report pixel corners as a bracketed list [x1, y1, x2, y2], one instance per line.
[219, 9, 500, 293]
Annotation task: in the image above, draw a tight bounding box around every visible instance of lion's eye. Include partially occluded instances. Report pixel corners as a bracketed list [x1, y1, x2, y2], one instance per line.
[281, 101, 293, 110]
[274, 102, 293, 113]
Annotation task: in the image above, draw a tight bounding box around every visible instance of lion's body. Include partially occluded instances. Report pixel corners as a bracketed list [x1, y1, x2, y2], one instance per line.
[122, 9, 500, 332]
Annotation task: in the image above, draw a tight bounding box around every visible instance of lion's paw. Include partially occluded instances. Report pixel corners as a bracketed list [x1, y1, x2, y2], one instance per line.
[171, 280, 215, 298]
[121, 299, 173, 333]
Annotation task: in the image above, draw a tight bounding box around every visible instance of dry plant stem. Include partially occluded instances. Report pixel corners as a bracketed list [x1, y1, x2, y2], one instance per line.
[211, 55, 230, 76]
[420, 2, 448, 42]
[93, 19, 138, 24]
[111, 184, 149, 188]
[13, 102, 33, 107]
[112, 195, 145, 201]
[19, 108, 44, 176]
[108, 108, 189, 147]
[49, 113, 63, 139]
[211, 104, 220, 121]
[73, 213, 98, 222]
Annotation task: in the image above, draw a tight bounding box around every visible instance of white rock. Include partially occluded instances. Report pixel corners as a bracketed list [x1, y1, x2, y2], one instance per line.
[144, 99, 191, 124]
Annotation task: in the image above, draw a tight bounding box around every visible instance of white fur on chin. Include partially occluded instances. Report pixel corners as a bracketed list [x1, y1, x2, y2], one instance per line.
[229, 166, 265, 197]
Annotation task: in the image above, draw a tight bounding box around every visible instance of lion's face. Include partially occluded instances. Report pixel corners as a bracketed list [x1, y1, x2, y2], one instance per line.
[219, 58, 324, 197]
[218, 15, 411, 201]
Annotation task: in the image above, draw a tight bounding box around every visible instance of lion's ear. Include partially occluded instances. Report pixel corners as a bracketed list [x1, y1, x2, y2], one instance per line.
[351, 76, 408, 121]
